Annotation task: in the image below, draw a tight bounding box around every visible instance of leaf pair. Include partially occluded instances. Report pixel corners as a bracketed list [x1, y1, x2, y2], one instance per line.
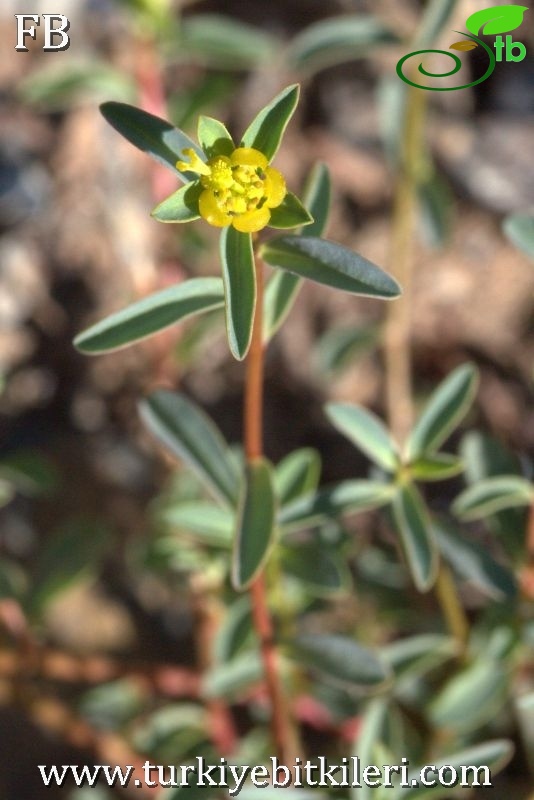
[326, 364, 479, 591]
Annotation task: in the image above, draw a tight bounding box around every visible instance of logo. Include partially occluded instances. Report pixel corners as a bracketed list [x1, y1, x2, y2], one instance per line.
[397, 4, 528, 91]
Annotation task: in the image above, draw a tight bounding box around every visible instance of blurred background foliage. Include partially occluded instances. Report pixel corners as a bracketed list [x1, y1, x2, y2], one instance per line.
[0, 0, 533, 798]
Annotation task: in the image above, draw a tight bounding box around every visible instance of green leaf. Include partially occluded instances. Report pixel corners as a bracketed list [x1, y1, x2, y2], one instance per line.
[392, 482, 438, 592]
[325, 403, 399, 472]
[232, 458, 277, 591]
[161, 502, 233, 547]
[213, 597, 253, 664]
[99, 102, 203, 180]
[29, 518, 111, 615]
[409, 453, 464, 482]
[288, 16, 397, 72]
[240, 84, 299, 162]
[460, 432, 527, 555]
[466, 5, 528, 36]
[413, 0, 459, 48]
[261, 236, 401, 298]
[435, 521, 517, 601]
[503, 211, 534, 259]
[417, 171, 453, 248]
[139, 390, 239, 507]
[74, 278, 224, 354]
[396, 740, 513, 799]
[80, 679, 144, 731]
[381, 634, 457, 682]
[151, 182, 202, 222]
[263, 162, 331, 341]
[19, 62, 135, 108]
[315, 324, 378, 374]
[268, 193, 314, 229]
[281, 540, 349, 595]
[220, 227, 256, 360]
[197, 115, 234, 158]
[202, 651, 263, 699]
[274, 448, 321, 506]
[0, 451, 58, 497]
[178, 15, 276, 69]
[452, 475, 533, 521]
[405, 363, 479, 460]
[0, 480, 14, 509]
[430, 657, 508, 733]
[351, 698, 389, 800]
[279, 480, 394, 533]
[288, 633, 391, 689]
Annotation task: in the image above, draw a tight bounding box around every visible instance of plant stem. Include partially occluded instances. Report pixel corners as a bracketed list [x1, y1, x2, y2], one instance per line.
[384, 85, 426, 444]
[245, 255, 297, 764]
[384, 87, 470, 653]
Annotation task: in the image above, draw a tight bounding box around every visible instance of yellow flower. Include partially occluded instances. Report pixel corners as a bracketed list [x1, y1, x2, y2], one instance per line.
[177, 147, 286, 233]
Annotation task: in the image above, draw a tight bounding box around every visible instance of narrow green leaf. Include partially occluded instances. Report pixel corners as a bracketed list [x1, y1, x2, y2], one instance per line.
[263, 162, 331, 341]
[435, 521, 517, 601]
[452, 475, 533, 521]
[261, 236, 401, 298]
[460, 431, 527, 555]
[289, 633, 391, 689]
[19, 62, 135, 108]
[240, 84, 299, 162]
[392, 482, 439, 592]
[232, 458, 277, 591]
[351, 698, 389, 800]
[139, 390, 239, 507]
[281, 541, 348, 594]
[326, 403, 399, 472]
[430, 658, 508, 733]
[409, 453, 463, 482]
[161, 502, 233, 547]
[202, 651, 263, 699]
[220, 227, 256, 360]
[503, 212, 534, 259]
[0, 451, 58, 497]
[274, 448, 321, 506]
[214, 597, 253, 664]
[315, 324, 378, 374]
[100, 102, 203, 181]
[0, 480, 14, 510]
[279, 480, 394, 533]
[197, 115, 234, 158]
[179, 15, 276, 68]
[29, 519, 111, 614]
[413, 0, 459, 48]
[417, 171, 453, 248]
[288, 16, 397, 72]
[151, 182, 202, 222]
[268, 193, 313, 229]
[382, 634, 457, 682]
[74, 278, 224, 354]
[405, 363, 479, 460]
[396, 740, 513, 799]
[466, 5, 528, 36]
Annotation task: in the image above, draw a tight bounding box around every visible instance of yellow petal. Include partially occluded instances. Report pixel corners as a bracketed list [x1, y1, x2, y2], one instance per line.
[232, 205, 271, 233]
[231, 147, 268, 169]
[199, 190, 232, 227]
[264, 167, 286, 208]
[177, 148, 210, 176]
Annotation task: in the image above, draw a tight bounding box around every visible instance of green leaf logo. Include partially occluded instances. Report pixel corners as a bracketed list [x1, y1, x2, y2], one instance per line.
[465, 4, 528, 36]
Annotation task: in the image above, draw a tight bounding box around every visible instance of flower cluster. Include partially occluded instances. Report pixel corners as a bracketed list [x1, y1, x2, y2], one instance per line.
[177, 146, 286, 233]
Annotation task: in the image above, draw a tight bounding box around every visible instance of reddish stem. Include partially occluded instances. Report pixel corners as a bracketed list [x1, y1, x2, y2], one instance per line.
[245, 256, 296, 764]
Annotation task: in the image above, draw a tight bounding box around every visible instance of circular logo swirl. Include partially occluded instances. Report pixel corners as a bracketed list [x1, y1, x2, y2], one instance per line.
[396, 32, 496, 91]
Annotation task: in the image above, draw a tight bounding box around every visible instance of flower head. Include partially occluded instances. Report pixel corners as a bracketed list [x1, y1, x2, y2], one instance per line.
[177, 147, 286, 233]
